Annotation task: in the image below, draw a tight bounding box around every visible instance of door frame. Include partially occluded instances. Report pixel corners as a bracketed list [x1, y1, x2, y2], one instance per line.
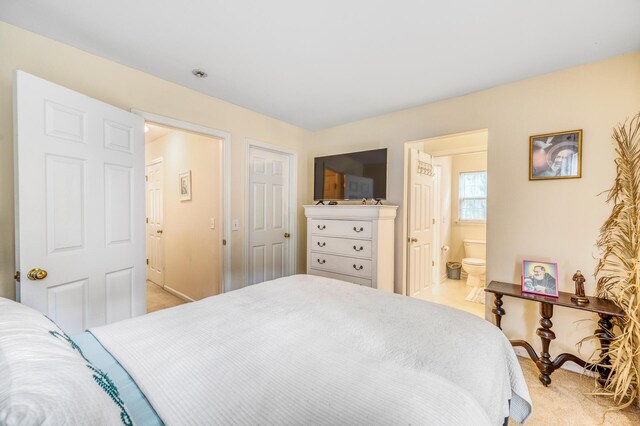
[245, 139, 298, 286]
[432, 164, 442, 285]
[145, 156, 164, 287]
[132, 109, 232, 293]
[402, 129, 489, 296]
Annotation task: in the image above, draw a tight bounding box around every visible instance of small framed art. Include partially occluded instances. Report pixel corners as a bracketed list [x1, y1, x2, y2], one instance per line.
[179, 170, 191, 201]
[522, 260, 559, 297]
[529, 129, 582, 180]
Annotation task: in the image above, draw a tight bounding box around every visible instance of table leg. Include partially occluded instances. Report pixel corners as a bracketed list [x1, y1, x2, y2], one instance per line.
[492, 294, 505, 329]
[596, 314, 614, 387]
[536, 302, 555, 386]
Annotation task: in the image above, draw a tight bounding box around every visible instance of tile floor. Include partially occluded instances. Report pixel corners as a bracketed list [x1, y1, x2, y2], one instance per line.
[418, 277, 487, 318]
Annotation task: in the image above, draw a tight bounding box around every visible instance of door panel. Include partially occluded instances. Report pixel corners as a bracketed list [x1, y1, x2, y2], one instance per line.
[105, 164, 133, 245]
[248, 147, 291, 285]
[15, 71, 145, 334]
[48, 279, 88, 334]
[46, 155, 86, 253]
[105, 268, 133, 323]
[407, 148, 433, 299]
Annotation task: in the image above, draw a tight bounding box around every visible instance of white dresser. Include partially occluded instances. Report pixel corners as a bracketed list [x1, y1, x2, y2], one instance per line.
[304, 205, 398, 292]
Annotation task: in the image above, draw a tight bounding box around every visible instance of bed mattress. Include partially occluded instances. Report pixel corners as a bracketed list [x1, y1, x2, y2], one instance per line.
[91, 274, 532, 425]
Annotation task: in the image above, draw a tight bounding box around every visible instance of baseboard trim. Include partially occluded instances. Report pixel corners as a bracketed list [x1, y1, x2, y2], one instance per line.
[513, 347, 596, 377]
[163, 285, 196, 303]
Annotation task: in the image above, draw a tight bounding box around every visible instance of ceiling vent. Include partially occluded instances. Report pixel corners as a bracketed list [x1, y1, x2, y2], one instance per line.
[192, 69, 208, 78]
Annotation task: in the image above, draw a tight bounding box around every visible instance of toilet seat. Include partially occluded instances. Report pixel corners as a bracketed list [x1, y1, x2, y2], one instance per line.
[462, 257, 486, 266]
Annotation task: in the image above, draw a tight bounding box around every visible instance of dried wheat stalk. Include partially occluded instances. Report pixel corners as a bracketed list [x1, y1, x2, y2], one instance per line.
[594, 112, 640, 409]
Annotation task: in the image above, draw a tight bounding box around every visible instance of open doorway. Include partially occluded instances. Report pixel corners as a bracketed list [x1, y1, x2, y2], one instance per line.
[404, 129, 488, 318]
[144, 122, 225, 313]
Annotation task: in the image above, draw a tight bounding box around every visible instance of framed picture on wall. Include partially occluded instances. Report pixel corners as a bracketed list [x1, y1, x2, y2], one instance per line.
[522, 260, 559, 297]
[529, 129, 582, 180]
[179, 170, 192, 201]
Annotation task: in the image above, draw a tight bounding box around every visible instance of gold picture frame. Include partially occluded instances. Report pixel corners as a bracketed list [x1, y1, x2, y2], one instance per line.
[529, 129, 582, 180]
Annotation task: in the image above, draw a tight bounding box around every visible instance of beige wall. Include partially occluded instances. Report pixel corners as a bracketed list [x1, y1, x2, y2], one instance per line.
[450, 152, 487, 262]
[309, 52, 640, 359]
[146, 131, 222, 300]
[0, 22, 311, 300]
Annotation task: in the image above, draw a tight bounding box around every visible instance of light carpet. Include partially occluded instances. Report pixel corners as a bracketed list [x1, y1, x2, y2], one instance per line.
[517, 357, 640, 425]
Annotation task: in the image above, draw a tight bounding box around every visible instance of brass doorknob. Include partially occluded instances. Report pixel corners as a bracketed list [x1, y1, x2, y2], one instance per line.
[407, 237, 418, 243]
[284, 232, 290, 238]
[156, 229, 163, 234]
[27, 268, 48, 281]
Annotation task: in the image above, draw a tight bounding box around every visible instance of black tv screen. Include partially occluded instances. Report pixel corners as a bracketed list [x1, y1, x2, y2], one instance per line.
[314, 148, 387, 200]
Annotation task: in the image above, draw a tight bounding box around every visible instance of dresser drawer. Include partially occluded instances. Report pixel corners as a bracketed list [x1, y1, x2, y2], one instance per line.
[311, 235, 372, 258]
[310, 252, 372, 278]
[311, 219, 372, 239]
[308, 269, 372, 287]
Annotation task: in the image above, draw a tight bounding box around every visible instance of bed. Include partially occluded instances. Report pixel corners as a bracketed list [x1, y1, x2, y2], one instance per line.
[0, 274, 532, 425]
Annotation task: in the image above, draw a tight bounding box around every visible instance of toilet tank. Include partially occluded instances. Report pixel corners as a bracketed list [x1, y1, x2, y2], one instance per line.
[463, 239, 486, 259]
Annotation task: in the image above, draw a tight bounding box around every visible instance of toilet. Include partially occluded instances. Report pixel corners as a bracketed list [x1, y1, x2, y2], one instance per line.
[461, 240, 486, 303]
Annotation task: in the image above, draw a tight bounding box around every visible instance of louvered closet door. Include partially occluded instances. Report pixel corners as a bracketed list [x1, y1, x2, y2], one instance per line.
[14, 71, 146, 334]
[248, 147, 290, 285]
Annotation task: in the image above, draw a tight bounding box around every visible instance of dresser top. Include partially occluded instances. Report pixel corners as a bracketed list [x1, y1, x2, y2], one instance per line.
[304, 204, 398, 219]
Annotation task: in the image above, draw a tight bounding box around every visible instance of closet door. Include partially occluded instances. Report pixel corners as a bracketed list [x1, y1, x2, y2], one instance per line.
[248, 146, 291, 285]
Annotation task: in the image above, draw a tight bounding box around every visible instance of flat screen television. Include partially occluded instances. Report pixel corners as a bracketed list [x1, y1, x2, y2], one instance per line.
[314, 148, 387, 201]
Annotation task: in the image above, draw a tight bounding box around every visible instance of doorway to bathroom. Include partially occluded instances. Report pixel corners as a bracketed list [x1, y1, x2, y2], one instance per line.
[403, 129, 488, 318]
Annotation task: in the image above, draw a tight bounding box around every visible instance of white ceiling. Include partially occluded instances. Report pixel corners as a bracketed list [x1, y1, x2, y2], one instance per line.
[2, 1, 639, 130]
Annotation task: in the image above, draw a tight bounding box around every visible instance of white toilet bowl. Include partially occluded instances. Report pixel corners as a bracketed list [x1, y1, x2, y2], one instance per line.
[461, 258, 486, 288]
[461, 239, 486, 304]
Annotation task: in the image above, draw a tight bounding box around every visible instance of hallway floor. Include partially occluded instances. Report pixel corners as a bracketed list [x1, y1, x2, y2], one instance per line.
[146, 280, 186, 313]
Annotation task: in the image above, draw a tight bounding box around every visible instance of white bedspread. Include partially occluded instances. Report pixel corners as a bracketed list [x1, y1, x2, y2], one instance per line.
[91, 275, 532, 425]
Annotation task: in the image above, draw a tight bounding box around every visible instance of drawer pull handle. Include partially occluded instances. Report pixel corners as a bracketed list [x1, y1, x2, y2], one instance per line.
[317, 259, 326, 264]
[317, 242, 326, 247]
[353, 226, 364, 232]
[353, 264, 364, 270]
[317, 225, 326, 230]
[353, 245, 364, 252]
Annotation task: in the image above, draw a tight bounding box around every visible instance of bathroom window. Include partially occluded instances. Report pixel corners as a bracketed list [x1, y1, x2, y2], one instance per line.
[458, 171, 487, 222]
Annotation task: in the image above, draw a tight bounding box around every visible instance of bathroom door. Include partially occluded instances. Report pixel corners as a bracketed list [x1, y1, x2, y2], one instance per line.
[407, 148, 433, 299]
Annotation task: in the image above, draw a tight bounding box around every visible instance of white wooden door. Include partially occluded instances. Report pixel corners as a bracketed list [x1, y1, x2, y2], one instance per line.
[146, 159, 164, 286]
[248, 147, 290, 285]
[14, 71, 146, 334]
[407, 148, 433, 299]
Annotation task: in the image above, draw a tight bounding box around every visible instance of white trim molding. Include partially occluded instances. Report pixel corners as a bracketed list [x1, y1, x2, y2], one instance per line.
[132, 109, 232, 294]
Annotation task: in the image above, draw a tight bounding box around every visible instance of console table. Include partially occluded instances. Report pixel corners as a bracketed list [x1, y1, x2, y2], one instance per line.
[485, 281, 625, 386]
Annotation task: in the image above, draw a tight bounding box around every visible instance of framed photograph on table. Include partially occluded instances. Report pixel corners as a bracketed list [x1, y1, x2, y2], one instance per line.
[522, 260, 559, 297]
[529, 130, 582, 180]
[179, 170, 191, 201]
